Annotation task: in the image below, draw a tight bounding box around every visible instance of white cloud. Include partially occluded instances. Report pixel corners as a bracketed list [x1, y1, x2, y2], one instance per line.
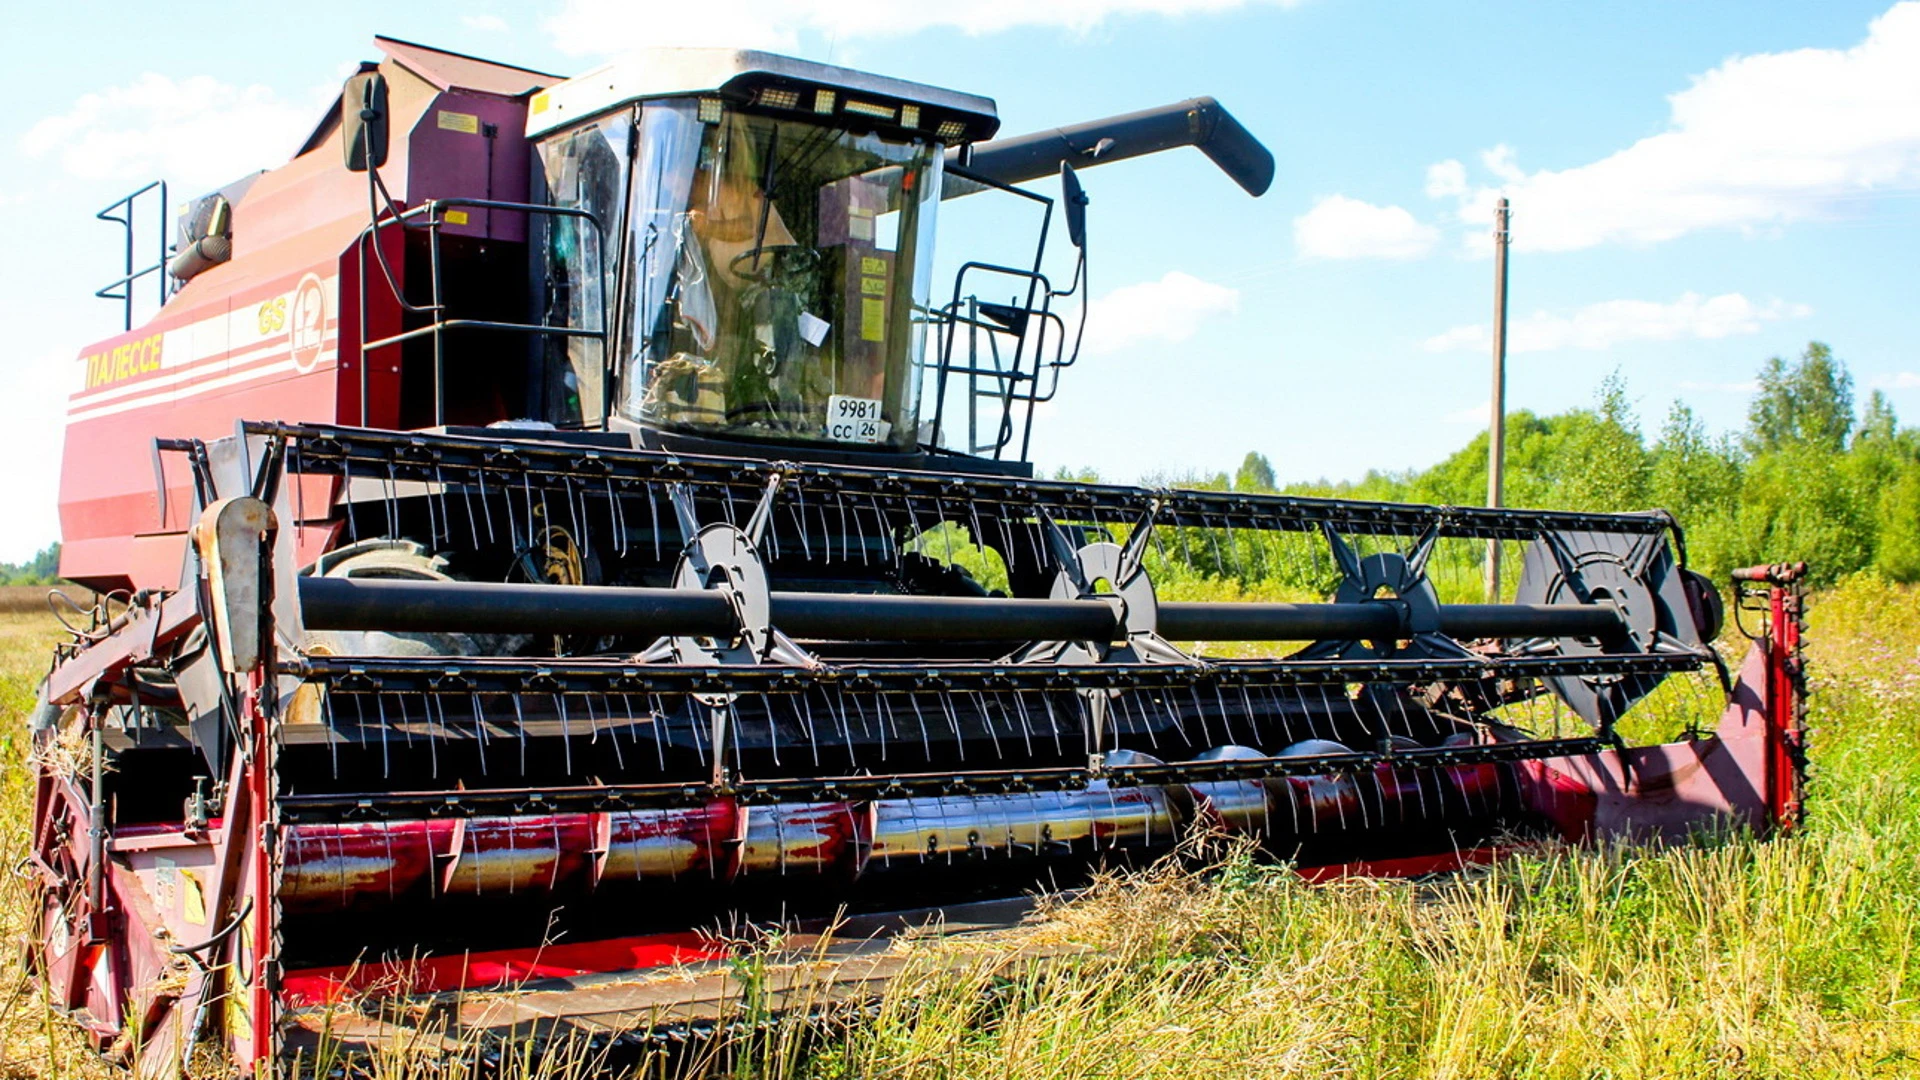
[544, 0, 1304, 54]
[1293, 195, 1438, 260]
[1872, 371, 1920, 389]
[1432, 3, 1920, 252]
[1424, 160, 1466, 199]
[1422, 292, 1811, 355]
[20, 74, 320, 191]
[462, 14, 510, 32]
[1081, 271, 1239, 356]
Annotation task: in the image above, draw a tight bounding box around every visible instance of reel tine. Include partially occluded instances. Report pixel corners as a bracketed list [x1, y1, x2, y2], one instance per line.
[620, 693, 642, 764]
[1265, 684, 1297, 745]
[1005, 692, 1034, 757]
[649, 694, 668, 771]
[818, 490, 835, 564]
[763, 691, 780, 768]
[940, 694, 965, 762]
[1129, 689, 1153, 747]
[1126, 689, 1156, 749]
[1291, 685, 1323, 741]
[727, 699, 744, 774]
[477, 464, 498, 546]
[600, 693, 627, 770]
[556, 693, 573, 774]
[871, 495, 894, 562]
[341, 459, 359, 542]
[997, 506, 1018, 576]
[792, 692, 820, 769]
[1186, 685, 1216, 747]
[788, 501, 813, 561]
[973, 693, 1003, 760]
[1213, 684, 1239, 745]
[851, 688, 881, 762]
[1160, 688, 1190, 744]
[878, 693, 902, 758]
[648, 483, 662, 562]
[383, 460, 399, 537]
[512, 694, 528, 775]
[321, 684, 338, 777]
[836, 491, 850, 563]
[851, 493, 869, 566]
[471, 692, 489, 776]
[794, 487, 815, 561]
[829, 688, 855, 767]
[904, 692, 931, 762]
[425, 696, 442, 779]
[569, 475, 588, 564]
[686, 694, 707, 767]
[607, 476, 626, 557]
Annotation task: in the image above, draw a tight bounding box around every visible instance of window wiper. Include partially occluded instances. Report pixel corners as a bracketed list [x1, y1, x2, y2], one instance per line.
[750, 125, 779, 271]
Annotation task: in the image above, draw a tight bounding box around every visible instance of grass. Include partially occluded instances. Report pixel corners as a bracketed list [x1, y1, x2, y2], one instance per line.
[3, 576, 1919, 1078]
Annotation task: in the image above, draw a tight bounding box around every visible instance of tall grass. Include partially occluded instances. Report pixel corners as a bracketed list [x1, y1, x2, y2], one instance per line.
[3, 578, 1918, 1078]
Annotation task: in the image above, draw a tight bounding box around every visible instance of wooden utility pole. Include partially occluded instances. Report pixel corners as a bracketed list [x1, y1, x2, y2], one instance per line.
[1486, 197, 1511, 602]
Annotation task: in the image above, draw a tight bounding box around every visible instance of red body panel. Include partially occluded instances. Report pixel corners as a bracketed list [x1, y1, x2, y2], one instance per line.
[57, 41, 553, 591]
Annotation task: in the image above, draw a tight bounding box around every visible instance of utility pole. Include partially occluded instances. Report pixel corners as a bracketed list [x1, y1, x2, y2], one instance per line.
[1485, 197, 1511, 602]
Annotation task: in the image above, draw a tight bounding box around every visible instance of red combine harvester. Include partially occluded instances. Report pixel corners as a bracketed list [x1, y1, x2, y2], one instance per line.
[29, 37, 1806, 1073]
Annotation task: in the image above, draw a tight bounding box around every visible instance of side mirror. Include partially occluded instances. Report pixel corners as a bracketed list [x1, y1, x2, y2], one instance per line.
[342, 71, 389, 172]
[1060, 162, 1089, 249]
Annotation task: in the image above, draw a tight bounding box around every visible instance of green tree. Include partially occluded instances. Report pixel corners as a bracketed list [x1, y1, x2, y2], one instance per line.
[1234, 451, 1277, 493]
[1857, 389, 1899, 445]
[1875, 466, 1920, 582]
[1649, 402, 1744, 578]
[1745, 342, 1854, 455]
[0, 542, 61, 586]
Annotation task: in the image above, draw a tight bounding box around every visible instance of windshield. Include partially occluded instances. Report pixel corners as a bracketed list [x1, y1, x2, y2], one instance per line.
[538, 102, 942, 450]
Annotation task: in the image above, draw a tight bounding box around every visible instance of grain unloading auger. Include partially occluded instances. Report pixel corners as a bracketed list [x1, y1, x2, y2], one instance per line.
[29, 38, 1807, 1074]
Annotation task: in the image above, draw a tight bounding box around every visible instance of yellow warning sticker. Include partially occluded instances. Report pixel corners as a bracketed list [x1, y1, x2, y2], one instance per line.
[444, 209, 470, 225]
[861, 297, 886, 342]
[531, 92, 550, 115]
[860, 256, 887, 276]
[437, 110, 481, 134]
[861, 276, 887, 296]
[180, 870, 207, 926]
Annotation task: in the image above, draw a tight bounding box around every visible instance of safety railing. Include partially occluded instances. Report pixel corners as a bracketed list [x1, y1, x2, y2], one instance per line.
[925, 166, 1084, 464]
[95, 181, 170, 331]
[355, 197, 609, 427]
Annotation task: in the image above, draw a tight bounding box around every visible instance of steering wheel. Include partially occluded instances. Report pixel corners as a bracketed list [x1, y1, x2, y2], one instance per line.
[728, 244, 814, 284]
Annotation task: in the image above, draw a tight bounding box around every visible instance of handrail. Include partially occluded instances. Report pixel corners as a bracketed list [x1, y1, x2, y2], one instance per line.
[94, 181, 169, 331]
[355, 197, 610, 428]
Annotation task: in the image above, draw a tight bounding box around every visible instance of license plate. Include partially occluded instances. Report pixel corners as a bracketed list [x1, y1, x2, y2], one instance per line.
[827, 395, 891, 444]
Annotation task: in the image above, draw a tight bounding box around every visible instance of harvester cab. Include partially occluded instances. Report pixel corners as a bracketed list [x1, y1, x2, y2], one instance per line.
[333, 47, 1254, 471]
[30, 37, 1806, 1074]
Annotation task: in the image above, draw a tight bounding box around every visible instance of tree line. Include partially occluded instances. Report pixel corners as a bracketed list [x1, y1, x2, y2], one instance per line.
[1264, 343, 1916, 587]
[1109, 342, 1918, 593]
[0, 543, 60, 586]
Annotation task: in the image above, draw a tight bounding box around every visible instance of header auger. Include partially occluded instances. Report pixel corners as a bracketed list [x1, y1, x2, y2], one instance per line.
[30, 37, 1805, 1073]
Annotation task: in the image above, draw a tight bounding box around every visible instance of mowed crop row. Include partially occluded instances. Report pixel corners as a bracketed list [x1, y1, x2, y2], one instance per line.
[3, 578, 1917, 1079]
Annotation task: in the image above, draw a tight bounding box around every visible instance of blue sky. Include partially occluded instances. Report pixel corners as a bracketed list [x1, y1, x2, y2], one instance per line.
[2, 1, 1917, 561]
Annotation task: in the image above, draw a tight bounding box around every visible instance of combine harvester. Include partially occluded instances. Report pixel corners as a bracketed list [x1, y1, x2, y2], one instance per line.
[28, 37, 1807, 1073]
